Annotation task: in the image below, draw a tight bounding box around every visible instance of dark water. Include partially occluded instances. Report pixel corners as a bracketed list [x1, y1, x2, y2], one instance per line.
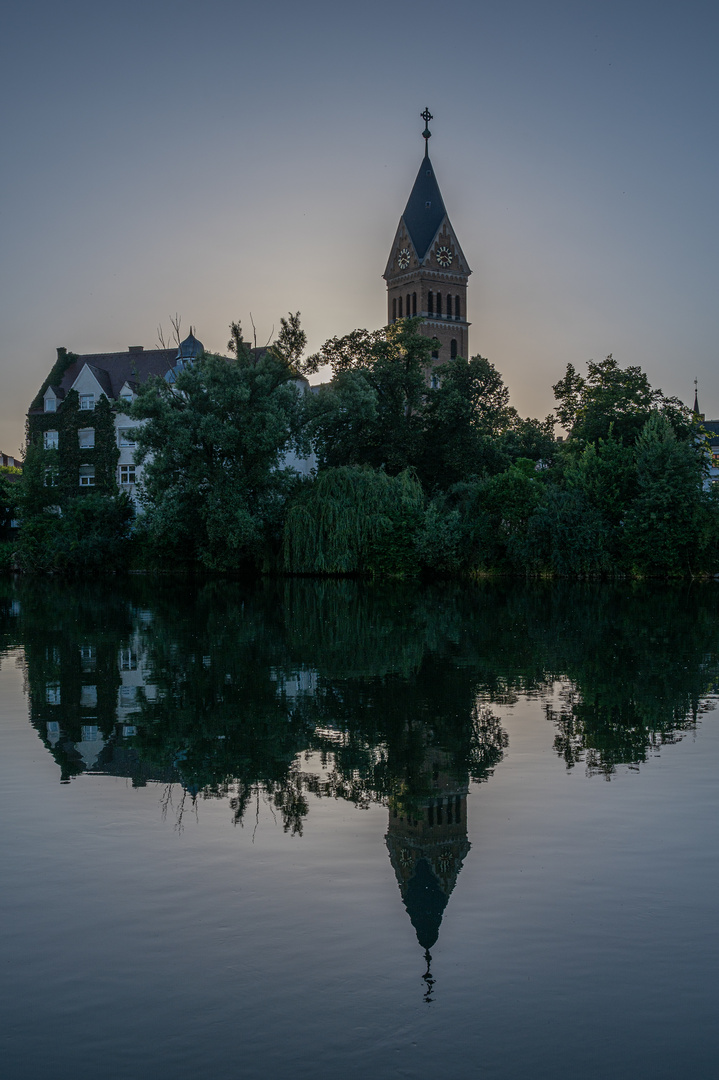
[1, 577, 719, 1079]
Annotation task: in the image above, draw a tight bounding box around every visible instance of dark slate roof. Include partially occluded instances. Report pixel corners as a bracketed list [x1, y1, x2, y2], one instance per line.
[30, 350, 177, 413]
[176, 331, 204, 360]
[86, 364, 114, 398]
[402, 154, 447, 260]
[702, 421, 719, 440]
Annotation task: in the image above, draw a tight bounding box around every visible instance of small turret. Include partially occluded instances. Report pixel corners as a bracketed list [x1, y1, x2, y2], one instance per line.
[176, 329, 204, 362]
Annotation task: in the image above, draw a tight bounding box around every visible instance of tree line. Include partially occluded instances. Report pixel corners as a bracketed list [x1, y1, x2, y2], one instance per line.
[9, 575, 718, 829]
[7, 315, 719, 578]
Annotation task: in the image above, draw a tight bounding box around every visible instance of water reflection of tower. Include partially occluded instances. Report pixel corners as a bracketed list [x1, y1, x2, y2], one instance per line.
[385, 746, 470, 1000]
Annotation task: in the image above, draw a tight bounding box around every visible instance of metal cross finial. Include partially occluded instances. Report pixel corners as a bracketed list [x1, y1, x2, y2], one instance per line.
[421, 107, 433, 156]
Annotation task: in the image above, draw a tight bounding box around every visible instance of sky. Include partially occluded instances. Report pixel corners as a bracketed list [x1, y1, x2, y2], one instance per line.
[1, 0, 718, 455]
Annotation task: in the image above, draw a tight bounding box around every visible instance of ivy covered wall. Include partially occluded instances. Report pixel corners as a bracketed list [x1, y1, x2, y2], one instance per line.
[27, 389, 120, 506]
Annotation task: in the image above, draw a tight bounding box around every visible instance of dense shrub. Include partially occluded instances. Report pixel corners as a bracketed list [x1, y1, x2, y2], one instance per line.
[15, 494, 134, 574]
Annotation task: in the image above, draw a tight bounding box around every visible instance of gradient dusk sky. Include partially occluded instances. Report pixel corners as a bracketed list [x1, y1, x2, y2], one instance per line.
[1, 0, 717, 455]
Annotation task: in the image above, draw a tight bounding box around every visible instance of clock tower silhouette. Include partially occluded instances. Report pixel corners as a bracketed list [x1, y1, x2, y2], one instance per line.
[383, 109, 472, 368]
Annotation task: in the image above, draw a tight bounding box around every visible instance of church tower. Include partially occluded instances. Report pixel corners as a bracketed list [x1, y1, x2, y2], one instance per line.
[383, 109, 472, 366]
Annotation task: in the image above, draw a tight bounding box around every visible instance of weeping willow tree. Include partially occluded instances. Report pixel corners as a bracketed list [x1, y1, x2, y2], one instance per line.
[283, 466, 424, 577]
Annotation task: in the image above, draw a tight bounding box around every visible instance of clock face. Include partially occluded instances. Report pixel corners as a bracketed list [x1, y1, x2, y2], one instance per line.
[436, 245, 453, 268]
[397, 248, 411, 269]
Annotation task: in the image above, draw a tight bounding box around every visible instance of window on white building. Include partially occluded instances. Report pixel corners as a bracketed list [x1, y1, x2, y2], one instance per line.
[79, 394, 95, 410]
[122, 725, 137, 737]
[119, 465, 136, 485]
[78, 428, 95, 448]
[119, 649, 138, 671]
[44, 430, 59, 449]
[79, 465, 95, 487]
[81, 725, 99, 741]
[120, 393, 133, 406]
[80, 645, 96, 671]
[46, 682, 61, 705]
[44, 397, 56, 413]
[118, 429, 137, 447]
[80, 686, 98, 708]
[44, 467, 58, 487]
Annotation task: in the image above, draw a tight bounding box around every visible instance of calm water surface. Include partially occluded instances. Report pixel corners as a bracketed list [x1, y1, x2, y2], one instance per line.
[1, 578, 719, 1079]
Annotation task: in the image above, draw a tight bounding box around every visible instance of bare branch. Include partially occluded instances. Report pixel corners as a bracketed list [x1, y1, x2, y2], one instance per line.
[170, 314, 182, 350]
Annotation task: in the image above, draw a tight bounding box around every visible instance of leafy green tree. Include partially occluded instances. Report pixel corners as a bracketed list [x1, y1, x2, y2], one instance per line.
[519, 486, 610, 576]
[283, 466, 424, 576]
[419, 355, 513, 489]
[132, 323, 305, 571]
[498, 413, 557, 465]
[553, 354, 693, 448]
[622, 412, 713, 575]
[0, 469, 19, 542]
[305, 320, 433, 474]
[568, 434, 637, 528]
[421, 465, 545, 573]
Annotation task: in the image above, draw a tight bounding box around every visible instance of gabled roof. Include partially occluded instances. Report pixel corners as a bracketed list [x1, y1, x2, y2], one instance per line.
[29, 350, 177, 413]
[84, 364, 114, 398]
[401, 155, 447, 260]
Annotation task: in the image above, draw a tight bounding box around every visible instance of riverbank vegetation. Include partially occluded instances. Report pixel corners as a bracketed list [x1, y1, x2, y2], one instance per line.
[12, 317, 719, 578]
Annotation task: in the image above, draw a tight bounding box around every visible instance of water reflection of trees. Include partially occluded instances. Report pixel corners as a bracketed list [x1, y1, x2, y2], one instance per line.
[3, 577, 719, 808]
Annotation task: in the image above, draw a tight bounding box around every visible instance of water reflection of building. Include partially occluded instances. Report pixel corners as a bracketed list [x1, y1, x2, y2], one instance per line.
[36, 629, 170, 784]
[27, 603, 318, 787]
[385, 746, 470, 972]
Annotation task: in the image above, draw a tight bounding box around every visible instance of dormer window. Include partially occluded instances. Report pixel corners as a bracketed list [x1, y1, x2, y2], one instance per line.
[79, 394, 95, 410]
[120, 393, 133, 406]
[44, 396, 56, 413]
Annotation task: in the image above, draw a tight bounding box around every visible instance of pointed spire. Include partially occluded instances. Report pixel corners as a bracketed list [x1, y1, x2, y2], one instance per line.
[694, 377, 700, 415]
[401, 155, 447, 261]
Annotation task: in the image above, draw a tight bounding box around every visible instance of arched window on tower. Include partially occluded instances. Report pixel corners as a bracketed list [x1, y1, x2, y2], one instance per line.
[451, 339, 458, 359]
[427, 291, 434, 316]
[412, 292, 417, 315]
[436, 292, 442, 317]
[398, 296, 403, 318]
[455, 295, 461, 319]
[406, 294, 410, 318]
[431, 349, 439, 360]
[392, 298, 396, 321]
